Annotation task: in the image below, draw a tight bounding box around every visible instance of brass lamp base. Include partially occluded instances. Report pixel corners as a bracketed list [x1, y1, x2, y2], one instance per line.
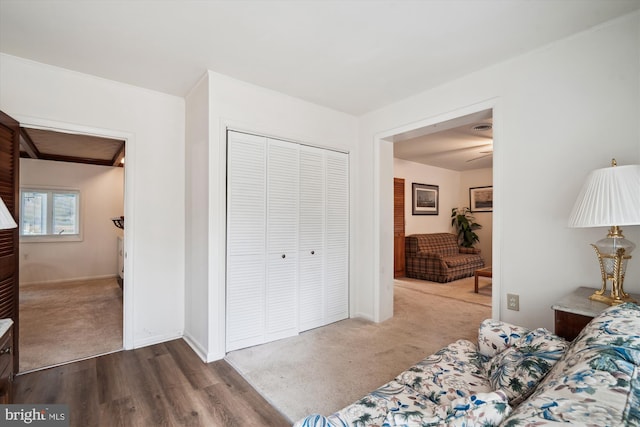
[589, 291, 637, 306]
[590, 226, 635, 306]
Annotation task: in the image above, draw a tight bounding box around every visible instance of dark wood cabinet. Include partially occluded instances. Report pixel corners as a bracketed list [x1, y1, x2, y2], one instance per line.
[554, 309, 594, 341]
[0, 321, 13, 403]
[552, 287, 639, 341]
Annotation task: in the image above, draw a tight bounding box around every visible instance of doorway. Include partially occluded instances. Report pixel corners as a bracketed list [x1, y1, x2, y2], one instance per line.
[388, 107, 495, 309]
[17, 123, 127, 372]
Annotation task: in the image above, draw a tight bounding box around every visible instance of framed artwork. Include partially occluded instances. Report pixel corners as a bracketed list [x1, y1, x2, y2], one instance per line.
[412, 183, 439, 215]
[469, 186, 493, 212]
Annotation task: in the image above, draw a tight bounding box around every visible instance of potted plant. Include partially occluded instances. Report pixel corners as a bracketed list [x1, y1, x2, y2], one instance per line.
[451, 207, 482, 248]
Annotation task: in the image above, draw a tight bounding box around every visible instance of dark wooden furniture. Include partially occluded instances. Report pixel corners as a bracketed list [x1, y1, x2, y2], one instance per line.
[554, 310, 594, 341]
[394, 178, 405, 278]
[0, 111, 20, 378]
[0, 319, 14, 403]
[552, 287, 639, 341]
[474, 266, 492, 293]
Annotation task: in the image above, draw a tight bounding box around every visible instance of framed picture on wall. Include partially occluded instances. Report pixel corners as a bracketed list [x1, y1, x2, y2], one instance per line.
[412, 183, 439, 215]
[469, 186, 493, 212]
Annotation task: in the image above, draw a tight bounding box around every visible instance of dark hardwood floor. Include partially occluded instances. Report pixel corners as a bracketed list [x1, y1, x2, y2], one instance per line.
[14, 339, 291, 427]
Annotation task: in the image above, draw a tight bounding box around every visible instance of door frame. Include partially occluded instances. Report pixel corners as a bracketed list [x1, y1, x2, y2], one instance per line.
[12, 115, 135, 349]
[373, 98, 501, 322]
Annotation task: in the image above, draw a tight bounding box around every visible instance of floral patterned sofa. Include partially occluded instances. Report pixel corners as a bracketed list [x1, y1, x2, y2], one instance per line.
[294, 302, 640, 427]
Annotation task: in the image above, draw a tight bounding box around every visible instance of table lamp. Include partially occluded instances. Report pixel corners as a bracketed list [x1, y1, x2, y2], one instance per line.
[568, 159, 640, 305]
[0, 197, 17, 230]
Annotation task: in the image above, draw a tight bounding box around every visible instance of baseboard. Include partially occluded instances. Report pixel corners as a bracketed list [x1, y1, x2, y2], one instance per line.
[20, 274, 119, 286]
[182, 333, 208, 362]
[182, 332, 225, 363]
[133, 332, 183, 350]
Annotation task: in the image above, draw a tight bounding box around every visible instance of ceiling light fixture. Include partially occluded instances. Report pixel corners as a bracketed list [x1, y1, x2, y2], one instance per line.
[471, 123, 493, 132]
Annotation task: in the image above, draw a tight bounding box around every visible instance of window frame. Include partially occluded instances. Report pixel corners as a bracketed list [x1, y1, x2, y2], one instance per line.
[19, 187, 83, 243]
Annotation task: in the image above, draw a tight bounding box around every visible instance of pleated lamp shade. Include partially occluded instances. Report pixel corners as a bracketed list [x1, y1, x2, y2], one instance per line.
[568, 164, 640, 228]
[0, 197, 17, 230]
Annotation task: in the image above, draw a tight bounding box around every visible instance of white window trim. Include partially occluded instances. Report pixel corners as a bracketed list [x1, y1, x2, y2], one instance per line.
[19, 187, 83, 243]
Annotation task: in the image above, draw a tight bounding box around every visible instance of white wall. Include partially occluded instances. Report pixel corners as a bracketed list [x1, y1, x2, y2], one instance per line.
[0, 54, 186, 349]
[19, 158, 124, 284]
[358, 12, 640, 331]
[460, 168, 493, 267]
[184, 74, 210, 358]
[184, 70, 359, 361]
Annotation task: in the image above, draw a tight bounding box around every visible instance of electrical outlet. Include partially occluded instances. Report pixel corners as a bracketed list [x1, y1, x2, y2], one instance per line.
[507, 293, 520, 311]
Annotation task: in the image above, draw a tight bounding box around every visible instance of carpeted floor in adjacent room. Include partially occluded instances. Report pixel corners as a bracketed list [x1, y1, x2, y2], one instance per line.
[19, 277, 123, 372]
[225, 276, 492, 423]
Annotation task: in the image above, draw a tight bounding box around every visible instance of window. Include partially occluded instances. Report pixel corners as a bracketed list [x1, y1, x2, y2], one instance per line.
[21, 189, 80, 240]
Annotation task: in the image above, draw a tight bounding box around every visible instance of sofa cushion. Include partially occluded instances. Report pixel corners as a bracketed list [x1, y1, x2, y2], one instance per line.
[444, 256, 472, 268]
[383, 390, 512, 427]
[477, 319, 531, 358]
[395, 339, 492, 405]
[487, 328, 568, 405]
[502, 303, 640, 426]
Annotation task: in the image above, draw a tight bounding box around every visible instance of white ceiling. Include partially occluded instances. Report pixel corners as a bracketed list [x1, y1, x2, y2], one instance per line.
[393, 110, 494, 171]
[1, 0, 639, 117]
[1, 1, 638, 171]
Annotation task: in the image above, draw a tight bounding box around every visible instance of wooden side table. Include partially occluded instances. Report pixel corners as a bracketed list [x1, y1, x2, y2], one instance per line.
[474, 267, 492, 293]
[551, 287, 638, 341]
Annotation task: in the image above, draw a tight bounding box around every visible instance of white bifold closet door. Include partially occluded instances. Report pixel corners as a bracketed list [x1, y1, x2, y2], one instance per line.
[298, 146, 349, 331]
[226, 132, 268, 351]
[226, 131, 348, 352]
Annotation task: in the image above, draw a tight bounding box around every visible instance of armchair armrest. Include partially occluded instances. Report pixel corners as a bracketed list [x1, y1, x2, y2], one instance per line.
[459, 247, 481, 254]
[477, 319, 530, 358]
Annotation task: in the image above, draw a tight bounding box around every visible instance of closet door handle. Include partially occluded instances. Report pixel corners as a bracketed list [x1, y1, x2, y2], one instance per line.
[310, 250, 315, 255]
[281, 254, 286, 259]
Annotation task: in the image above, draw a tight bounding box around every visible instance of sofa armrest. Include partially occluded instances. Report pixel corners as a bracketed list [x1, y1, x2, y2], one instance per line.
[477, 319, 530, 358]
[459, 247, 481, 254]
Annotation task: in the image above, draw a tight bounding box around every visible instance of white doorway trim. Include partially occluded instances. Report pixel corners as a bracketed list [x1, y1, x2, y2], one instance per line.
[373, 98, 502, 321]
[13, 115, 135, 349]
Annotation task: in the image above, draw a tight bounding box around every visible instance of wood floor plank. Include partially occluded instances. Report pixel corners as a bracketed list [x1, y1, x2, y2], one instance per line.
[14, 339, 291, 427]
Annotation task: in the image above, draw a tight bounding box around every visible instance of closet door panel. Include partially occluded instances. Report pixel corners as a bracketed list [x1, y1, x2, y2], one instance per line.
[226, 257, 265, 350]
[325, 151, 349, 323]
[266, 252, 298, 340]
[226, 131, 267, 351]
[265, 139, 299, 340]
[298, 146, 325, 331]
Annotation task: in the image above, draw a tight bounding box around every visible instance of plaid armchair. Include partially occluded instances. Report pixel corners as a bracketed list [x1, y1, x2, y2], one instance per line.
[405, 233, 484, 282]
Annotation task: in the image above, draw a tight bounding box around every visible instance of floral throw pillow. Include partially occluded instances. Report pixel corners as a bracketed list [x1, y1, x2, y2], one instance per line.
[487, 328, 568, 405]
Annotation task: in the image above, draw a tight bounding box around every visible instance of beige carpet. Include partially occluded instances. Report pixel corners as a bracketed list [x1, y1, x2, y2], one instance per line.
[395, 275, 492, 307]
[225, 278, 492, 423]
[19, 277, 123, 372]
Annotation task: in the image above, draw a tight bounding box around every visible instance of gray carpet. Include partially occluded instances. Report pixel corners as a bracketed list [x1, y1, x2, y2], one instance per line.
[225, 279, 492, 423]
[19, 277, 123, 372]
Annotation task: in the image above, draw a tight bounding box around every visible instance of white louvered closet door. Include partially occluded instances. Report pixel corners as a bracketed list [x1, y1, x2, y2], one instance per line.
[265, 138, 300, 342]
[298, 146, 326, 332]
[325, 150, 349, 323]
[226, 131, 267, 351]
[227, 130, 348, 352]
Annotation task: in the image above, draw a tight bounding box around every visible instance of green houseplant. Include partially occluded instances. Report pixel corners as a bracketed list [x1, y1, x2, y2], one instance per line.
[451, 207, 482, 248]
